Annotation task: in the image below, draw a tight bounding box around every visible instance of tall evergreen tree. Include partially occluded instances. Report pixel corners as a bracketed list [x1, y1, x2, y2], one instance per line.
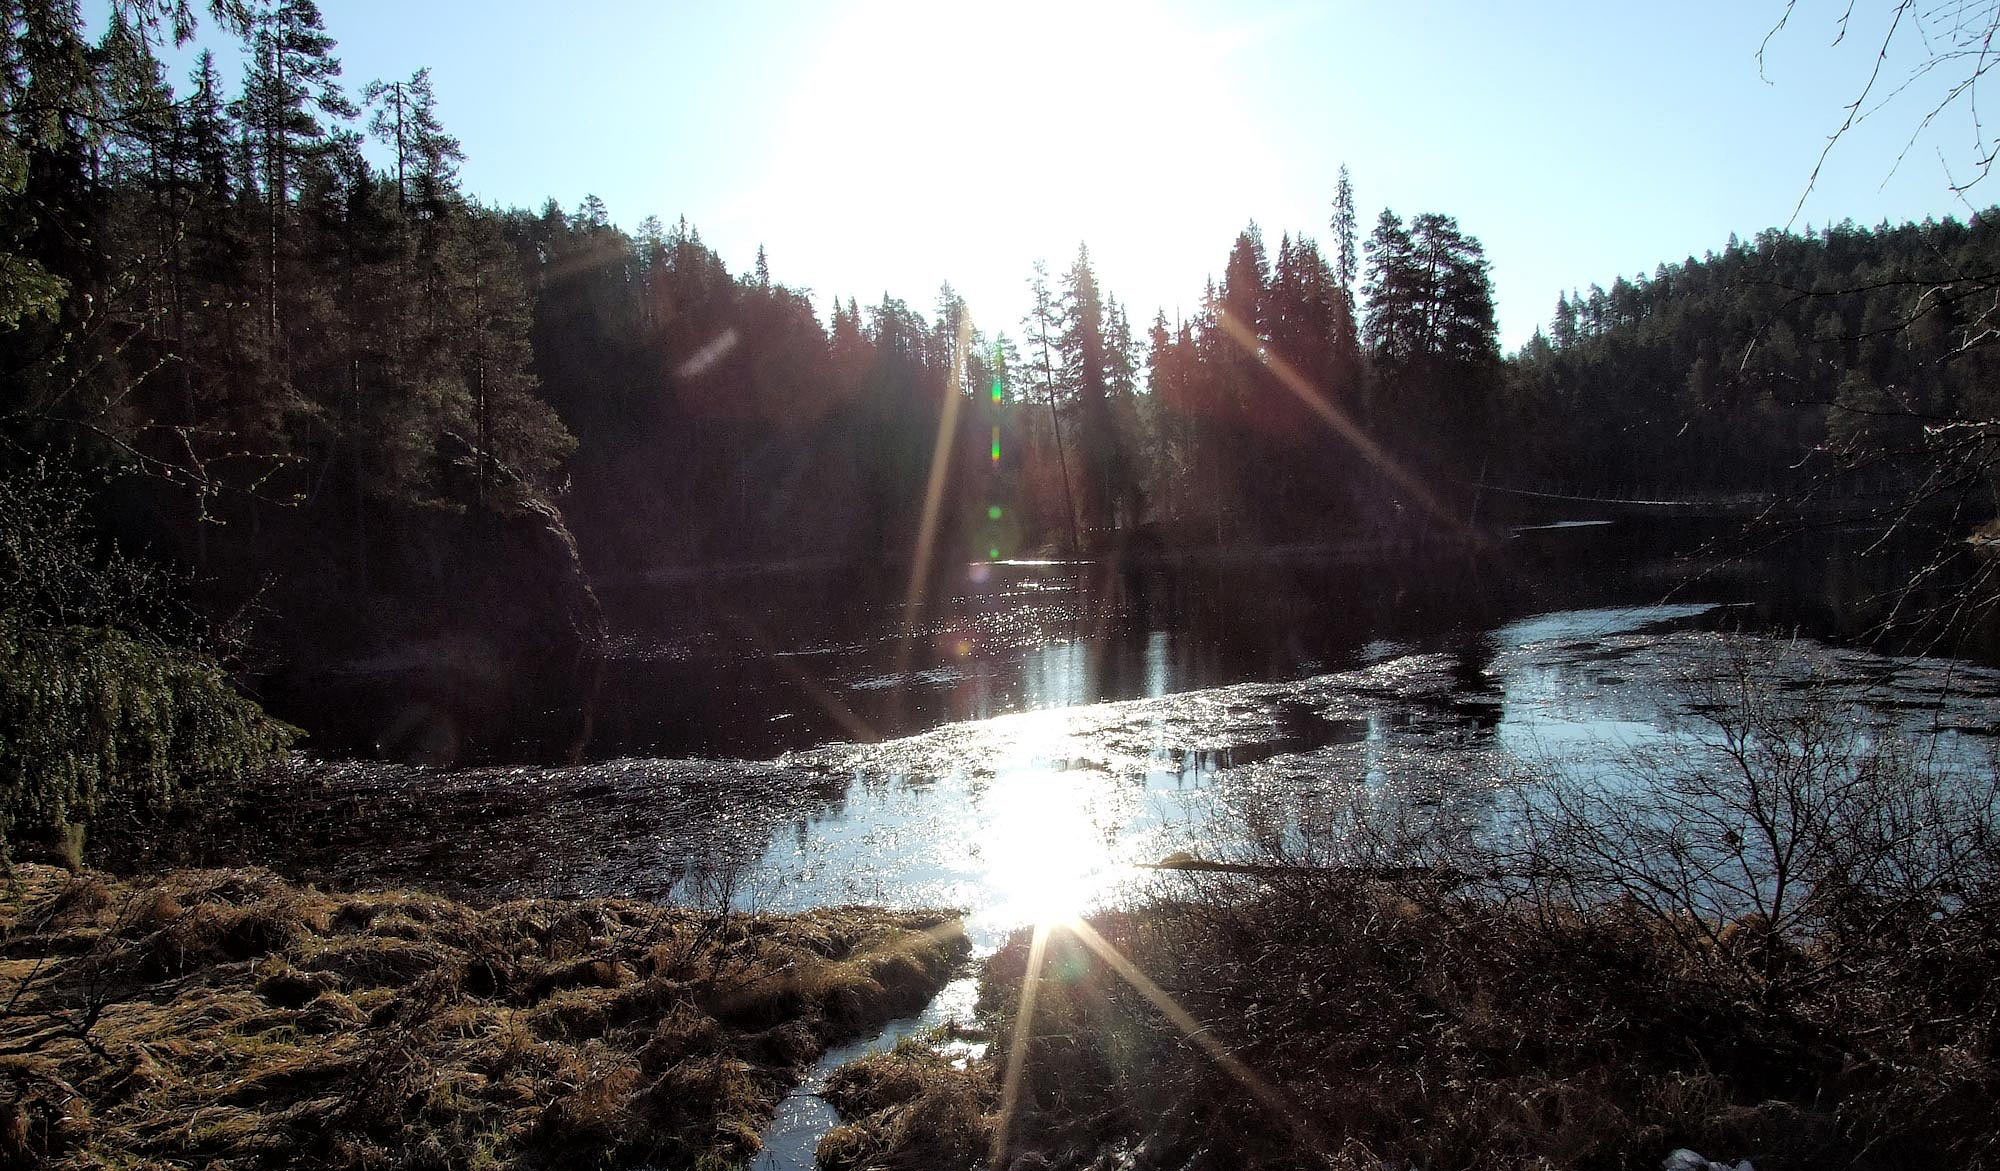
[1407, 212, 1497, 365]
[1060, 243, 1130, 537]
[231, 0, 355, 356]
[1022, 259, 1078, 551]
[1332, 164, 1359, 296]
[1362, 209, 1419, 367]
[361, 67, 458, 213]
[1219, 223, 1268, 346]
[1326, 168, 1364, 407]
[1363, 209, 1498, 478]
[1551, 292, 1578, 350]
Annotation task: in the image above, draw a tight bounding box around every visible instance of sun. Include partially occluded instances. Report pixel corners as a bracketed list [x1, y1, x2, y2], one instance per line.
[749, 0, 1272, 332]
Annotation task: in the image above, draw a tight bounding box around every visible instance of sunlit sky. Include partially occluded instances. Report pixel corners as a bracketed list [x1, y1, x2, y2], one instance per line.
[171, 1, 1990, 350]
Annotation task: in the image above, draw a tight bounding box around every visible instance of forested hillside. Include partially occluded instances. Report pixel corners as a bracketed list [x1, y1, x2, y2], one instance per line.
[7, 0, 1999, 704]
[4, 0, 590, 691]
[1501, 216, 2000, 505]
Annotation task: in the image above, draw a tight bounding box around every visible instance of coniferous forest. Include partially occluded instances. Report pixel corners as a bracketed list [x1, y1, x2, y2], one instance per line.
[9, 5, 2000, 1170]
[12, 3, 1999, 662]
[8, 0, 2000, 836]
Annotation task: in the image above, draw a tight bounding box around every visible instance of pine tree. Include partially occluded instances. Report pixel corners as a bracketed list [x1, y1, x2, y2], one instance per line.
[1407, 212, 1496, 365]
[231, 0, 356, 356]
[361, 68, 460, 249]
[1363, 209, 1498, 474]
[934, 282, 970, 398]
[1363, 209, 1418, 366]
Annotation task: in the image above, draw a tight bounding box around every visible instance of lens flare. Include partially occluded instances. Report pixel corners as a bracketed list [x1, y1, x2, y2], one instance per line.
[991, 921, 1051, 1170]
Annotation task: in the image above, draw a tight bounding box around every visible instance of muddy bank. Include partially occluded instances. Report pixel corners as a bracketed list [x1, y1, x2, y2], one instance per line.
[0, 865, 965, 1169]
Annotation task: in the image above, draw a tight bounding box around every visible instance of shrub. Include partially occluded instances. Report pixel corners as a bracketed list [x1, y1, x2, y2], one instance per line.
[0, 460, 295, 861]
[0, 612, 296, 856]
[1508, 639, 2000, 1013]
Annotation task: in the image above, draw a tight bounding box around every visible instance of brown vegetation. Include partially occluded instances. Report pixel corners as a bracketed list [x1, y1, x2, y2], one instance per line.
[0, 865, 966, 1169]
[816, 1039, 994, 1171]
[822, 871, 1994, 1171]
[824, 667, 2000, 1170]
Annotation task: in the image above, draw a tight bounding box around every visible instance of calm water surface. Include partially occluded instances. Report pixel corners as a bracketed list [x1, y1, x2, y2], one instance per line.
[206, 517, 2000, 1171]
[509, 515, 1997, 763]
[219, 516, 2000, 928]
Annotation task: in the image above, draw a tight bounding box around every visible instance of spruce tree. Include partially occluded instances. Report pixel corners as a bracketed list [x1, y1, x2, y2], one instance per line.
[1060, 244, 1125, 537]
[1022, 260, 1079, 552]
[1332, 164, 1359, 295]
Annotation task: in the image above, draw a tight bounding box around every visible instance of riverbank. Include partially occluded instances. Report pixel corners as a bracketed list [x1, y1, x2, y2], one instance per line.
[822, 869, 2000, 1171]
[0, 865, 966, 1169]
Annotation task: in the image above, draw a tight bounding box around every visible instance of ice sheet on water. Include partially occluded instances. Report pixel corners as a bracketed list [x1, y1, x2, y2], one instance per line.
[226, 610, 2000, 935]
[1493, 603, 1720, 649]
[848, 665, 965, 691]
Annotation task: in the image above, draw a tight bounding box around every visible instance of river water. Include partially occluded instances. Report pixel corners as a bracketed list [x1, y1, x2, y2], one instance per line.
[201, 516, 2000, 1170]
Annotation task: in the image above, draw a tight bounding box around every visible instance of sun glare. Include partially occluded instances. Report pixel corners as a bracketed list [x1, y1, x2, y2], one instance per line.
[747, 0, 1277, 328]
[980, 763, 1103, 926]
[972, 710, 1125, 927]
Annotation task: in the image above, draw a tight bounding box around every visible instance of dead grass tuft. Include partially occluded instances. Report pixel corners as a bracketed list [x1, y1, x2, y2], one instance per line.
[0, 864, 966, 1169]
[898, 870, 1998, 1171]
[818, 1040, 993, 1171]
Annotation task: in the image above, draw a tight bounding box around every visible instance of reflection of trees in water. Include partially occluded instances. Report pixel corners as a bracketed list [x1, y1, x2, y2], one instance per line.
[326, 518, 1991, 766]
[1444, 631, 1504, 734]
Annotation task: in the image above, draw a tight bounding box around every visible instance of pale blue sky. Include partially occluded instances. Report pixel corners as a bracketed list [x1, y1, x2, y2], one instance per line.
[165, 1, 1988, 349]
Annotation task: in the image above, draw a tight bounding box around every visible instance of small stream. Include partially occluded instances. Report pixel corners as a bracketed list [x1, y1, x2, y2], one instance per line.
[749, 976, 983, 1171]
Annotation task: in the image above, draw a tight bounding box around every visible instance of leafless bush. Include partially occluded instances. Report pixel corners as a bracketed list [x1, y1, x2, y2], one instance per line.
[1233, 770, 1479, 878]
[952, 642, 2000, 1168]
[1506, 640, 2000, 1012]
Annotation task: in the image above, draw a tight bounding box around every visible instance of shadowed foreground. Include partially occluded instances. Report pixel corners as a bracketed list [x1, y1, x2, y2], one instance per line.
[0, 866, 965, 1170]
[821, 873, 1999, 1171]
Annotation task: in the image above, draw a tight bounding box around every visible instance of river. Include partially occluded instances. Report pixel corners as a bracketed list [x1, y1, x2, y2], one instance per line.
[193, 515, 2000, 1170]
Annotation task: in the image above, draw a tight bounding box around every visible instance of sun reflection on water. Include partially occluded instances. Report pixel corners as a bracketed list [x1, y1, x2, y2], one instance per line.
[975, 711, 1124, 928]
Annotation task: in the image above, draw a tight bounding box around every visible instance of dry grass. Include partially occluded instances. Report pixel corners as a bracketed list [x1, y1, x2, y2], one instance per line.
[816, 1039, 993, 1171]
[0, 864, 966, 1169]
[820, 874, 1998, 1171]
